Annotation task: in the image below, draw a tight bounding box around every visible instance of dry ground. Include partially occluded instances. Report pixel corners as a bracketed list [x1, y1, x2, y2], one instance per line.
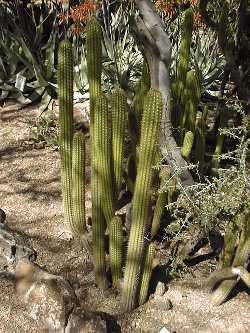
[0, 105, 249, 333]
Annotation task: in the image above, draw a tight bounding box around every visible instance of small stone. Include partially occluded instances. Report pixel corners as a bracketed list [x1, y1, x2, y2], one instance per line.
[155, 281, 166, 296]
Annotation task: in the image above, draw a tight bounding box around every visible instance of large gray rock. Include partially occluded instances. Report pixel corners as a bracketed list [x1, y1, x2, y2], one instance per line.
[15, 259, 77, 332]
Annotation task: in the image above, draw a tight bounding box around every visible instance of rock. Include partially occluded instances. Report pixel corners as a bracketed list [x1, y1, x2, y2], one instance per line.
[15, 259, 77, 332]
[155, 281, 166, 297]
[0, 219, 37, 273]
[65, 311, 107, 333]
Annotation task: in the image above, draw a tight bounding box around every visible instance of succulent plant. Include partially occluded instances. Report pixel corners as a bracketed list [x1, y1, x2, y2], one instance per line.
[58, 39, 74, 231]
[111, 89, 127, 198]
[109, 216, 123, 287]
[72, 132, 86, 234]
[122, 89, 163, 311]
[138, 243, 155, 305]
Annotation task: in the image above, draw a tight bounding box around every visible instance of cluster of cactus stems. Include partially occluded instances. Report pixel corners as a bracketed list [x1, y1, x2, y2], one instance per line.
[58, 13, 207, 313]
[171, 8, 208, 170]
[59, 8, 248, 314]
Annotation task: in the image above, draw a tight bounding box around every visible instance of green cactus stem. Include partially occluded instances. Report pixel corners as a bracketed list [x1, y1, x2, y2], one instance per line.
[151, 168, 170, 239]
[95, 94, 114, 226]
[109, 216, 123, 287]
[58, 39, 74, 230]
[138, 243, 155, 305]
[85, 18, 108, 288]
[126, 153, 137, 194]
[133, 60, 151, 131]
[111, 89, 127, 198]
[181, 130, 194, 158]
[122, 89, 163, 311]
[211, 104, 228, 173]
[72, 132, 86, 234]
[86, 17, 102, 119]
[176, 8, 194, 88]
[195, 106, 208, 174]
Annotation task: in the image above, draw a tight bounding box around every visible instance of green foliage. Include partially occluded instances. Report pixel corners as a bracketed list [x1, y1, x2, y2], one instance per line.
[0, 0, 58, 110]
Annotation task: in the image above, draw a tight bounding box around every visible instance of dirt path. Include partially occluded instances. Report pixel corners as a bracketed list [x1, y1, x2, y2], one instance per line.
[0, 106, 249, 333]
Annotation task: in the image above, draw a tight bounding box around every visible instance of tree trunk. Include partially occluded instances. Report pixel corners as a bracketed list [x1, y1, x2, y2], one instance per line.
[132, 0, 194, 187]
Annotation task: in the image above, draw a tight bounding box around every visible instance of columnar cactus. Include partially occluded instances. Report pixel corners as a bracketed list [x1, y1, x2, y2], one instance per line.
[111, 89, 127, 198]
[122, 89, 163, 311]
[72, 132, 86, 234]
[172, 8, 195, 143]
[86, 17, 102, 121]
[109, 216, 123, 287]
[195, 106, 208, 174]
[86, 18, 108, 288]
[175, 8, 194, 96]
[58, 39, 74, 230]
[151, 167, 170, 239]
[94, 95, 114, 226]
[138, 243, 155, 305]
[133, 60, 151, 131]
[181, 130, 194, 158]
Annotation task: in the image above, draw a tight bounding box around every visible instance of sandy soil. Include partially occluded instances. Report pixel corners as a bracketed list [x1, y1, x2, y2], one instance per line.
[0, 105, 249, 333]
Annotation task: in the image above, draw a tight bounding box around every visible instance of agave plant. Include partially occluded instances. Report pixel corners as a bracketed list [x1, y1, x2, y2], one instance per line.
[0, 0, 59, 110]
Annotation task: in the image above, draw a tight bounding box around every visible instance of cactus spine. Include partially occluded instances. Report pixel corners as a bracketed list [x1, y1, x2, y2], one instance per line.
[58, 40, 74, 230]
[109, 216, 123, 287]
[138, 243, 155, 305]
[72, 132, 86, 234]
[122, 89, 163, 311]
[111, 89, 127, 197]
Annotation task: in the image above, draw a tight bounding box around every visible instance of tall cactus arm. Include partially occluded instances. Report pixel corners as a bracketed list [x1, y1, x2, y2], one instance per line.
[122, 89, 163, 311]
[72, 132, 86, 234]
[111, 89, 127, 198]
[86, 17, 102, 119]
[95, 94, 115, 226]
[58, 39, 74, 229]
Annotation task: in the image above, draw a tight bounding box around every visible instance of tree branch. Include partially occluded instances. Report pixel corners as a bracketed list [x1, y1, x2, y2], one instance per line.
[132, 0, 194, 187]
